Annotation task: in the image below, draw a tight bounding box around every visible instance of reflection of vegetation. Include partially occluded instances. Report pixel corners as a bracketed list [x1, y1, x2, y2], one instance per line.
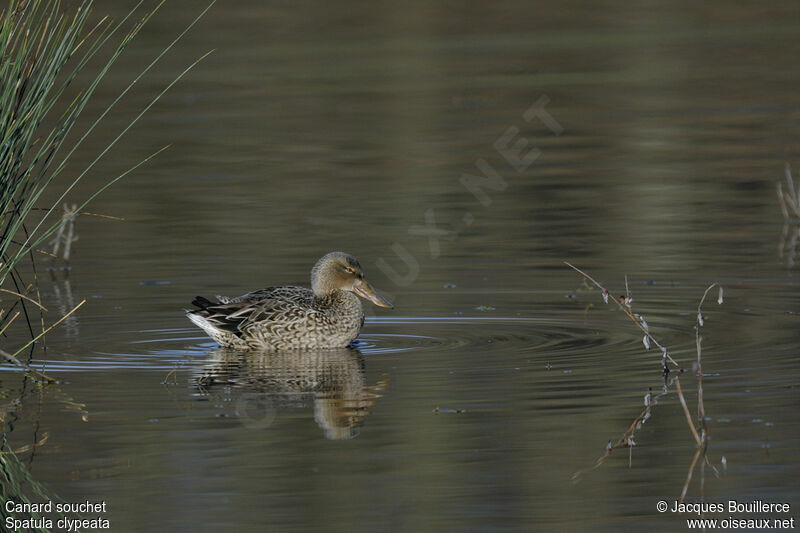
[1, 378, 67, 532]
[777, 163, 800, 221]
[0, 376, 91, 530]
[0, 0, 212, 377]
[567, 264, 724, 502]
[191, 348, 390, 440]
[0, 439, 65, 532]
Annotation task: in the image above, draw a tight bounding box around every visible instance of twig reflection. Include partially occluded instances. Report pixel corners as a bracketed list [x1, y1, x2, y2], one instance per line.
[777, 162, 800, 268]
[778, 222, 799, 268]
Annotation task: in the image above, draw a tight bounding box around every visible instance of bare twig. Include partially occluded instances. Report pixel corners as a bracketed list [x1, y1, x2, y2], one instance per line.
[677, 282, 723, 500]
[696, 328, 705, 425]
[11, 299, 86, 358]
[0, 348, 55, 382]
[778, 182, 790, 219]
[567, 264, 725, 494]
[564, 262, 682, 371]
[0, 311, 21, 336]
[675, 377, 702, 447]
[0, 288, 48, 311]
[778, 162, 800, 219]
[777, 165, 799, 268]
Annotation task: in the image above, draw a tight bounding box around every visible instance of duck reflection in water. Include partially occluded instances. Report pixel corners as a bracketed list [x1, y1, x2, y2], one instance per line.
[192, 346, 388, 440]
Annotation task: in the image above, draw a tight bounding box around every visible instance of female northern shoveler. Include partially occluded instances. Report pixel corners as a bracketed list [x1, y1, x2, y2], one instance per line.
[187, 252, 393, 350]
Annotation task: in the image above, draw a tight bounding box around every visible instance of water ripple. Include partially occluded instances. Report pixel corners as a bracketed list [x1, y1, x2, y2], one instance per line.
[0, 315, 691, 373]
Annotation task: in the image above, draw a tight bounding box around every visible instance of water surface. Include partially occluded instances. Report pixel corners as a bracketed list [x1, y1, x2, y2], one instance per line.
[2, 1, 800, 531]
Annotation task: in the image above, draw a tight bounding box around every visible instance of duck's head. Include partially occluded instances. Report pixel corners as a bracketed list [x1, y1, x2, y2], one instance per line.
[311, 252, 393, 308]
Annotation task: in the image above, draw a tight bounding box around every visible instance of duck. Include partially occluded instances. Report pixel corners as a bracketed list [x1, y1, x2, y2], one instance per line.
[187, 252, 393, 350]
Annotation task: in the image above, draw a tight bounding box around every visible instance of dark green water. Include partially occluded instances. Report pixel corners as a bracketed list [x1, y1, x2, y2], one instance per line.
[2, 1, 799, 531]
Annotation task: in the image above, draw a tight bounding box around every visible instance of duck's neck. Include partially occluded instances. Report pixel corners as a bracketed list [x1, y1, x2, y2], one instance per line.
[315, 290, 362, 312]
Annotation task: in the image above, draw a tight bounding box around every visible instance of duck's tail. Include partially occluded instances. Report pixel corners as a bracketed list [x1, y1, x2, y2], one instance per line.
[191, 295, 217, 310]
[187, 296, 243, 346]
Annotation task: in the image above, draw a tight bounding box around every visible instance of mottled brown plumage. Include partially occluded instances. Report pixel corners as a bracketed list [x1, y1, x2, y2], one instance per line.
[187, 252, 392, 350]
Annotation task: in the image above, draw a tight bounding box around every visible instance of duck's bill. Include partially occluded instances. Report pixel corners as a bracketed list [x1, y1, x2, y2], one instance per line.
[353, 280, 393, 308]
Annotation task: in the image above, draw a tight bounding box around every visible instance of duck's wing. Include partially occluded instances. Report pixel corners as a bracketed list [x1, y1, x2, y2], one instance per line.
[190, 287, 315, 338]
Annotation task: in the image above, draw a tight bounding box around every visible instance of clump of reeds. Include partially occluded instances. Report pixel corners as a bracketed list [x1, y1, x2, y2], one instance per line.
[0, 0, 213, 521]
[0, 0, 214, 380]
[566, 263, 724, 503]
